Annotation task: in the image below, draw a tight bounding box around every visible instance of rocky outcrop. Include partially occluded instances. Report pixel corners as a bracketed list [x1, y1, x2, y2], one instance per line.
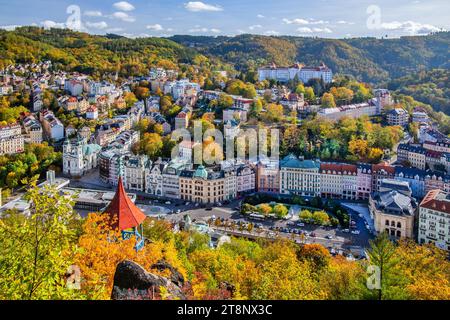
[151, 260, 185, 287]
[111, 260, 186, 300]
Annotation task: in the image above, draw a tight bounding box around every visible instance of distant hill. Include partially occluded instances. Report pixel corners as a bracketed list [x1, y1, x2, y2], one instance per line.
[0, 27, 198, 77]
[169, 32, 450, 84]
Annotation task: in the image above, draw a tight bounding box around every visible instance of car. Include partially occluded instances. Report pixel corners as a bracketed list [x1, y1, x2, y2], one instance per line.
[342, 229, 350, 233]
[195, 203, 200, 207]
[234, 207, 240, 211]
[297, 223, 305, 227]
[352, 230, 361, 235]
[309, 232, 316, 237]
[165, 201, 171, 205]
[211, 215, 216, 220]
[325, 235, 333, 239]
[185, 202, 190, 206]
[176, 210, 181, 214]
[205, 207, 213, 211]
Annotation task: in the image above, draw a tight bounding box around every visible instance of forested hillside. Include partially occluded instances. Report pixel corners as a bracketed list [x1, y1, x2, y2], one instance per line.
[170, 32, 450, 83]
[0, 27, 200, 78]
[388, 69, 450, 114]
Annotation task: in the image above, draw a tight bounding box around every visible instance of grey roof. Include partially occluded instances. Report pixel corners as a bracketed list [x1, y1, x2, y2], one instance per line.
[373, 190, 416, 216]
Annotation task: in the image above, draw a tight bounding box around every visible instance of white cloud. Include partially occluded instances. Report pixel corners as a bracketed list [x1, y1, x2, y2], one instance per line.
[188, 27, 221, 33]
[297, 26, 333, 34]
[257, 14, 265, 18]
[0, 25, 21, 31]
[297, 27, 313, 33]
[185, 2, 223, 12]
[249, 24, 263, 30]
[146, 24, 164, 31]
[337, 20, 355, 25]
[84, 10, 103, 17]
[380, 20, 443, 35]
[265, 30, 280, 36]
[41, 20, 66, 29]
[283, 18, 309, 25]
[86, 21, 108, 29]
[113, 1, 135, 12]
[283, 18, 328, 25]
[111, 12, 135, 22]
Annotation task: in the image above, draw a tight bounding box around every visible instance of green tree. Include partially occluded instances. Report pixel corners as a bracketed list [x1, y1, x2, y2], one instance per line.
[366, 233, 405, 300]
[0, 182, 81, 299]
[273, 204, 288, 219]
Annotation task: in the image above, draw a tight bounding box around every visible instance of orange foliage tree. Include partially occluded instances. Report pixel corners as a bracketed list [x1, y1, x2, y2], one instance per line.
[74, 213, 186, 299]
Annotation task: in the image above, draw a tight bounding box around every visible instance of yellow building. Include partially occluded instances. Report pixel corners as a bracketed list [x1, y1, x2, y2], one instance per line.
[179, 166, 236, 204]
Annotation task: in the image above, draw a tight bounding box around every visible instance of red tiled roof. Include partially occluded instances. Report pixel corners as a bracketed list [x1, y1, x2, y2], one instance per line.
[320, 163, 357, 174]
[104, 177, 147, 231]
[420, 190, 450, 215]
[372, 162, 395, 174]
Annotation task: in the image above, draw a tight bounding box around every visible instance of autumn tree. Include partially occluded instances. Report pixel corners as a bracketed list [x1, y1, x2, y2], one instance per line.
[321, 93, 336, 108]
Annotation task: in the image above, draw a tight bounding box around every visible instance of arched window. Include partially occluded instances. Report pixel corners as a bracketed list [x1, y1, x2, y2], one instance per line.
[391, 221, 396, 227]
[396, 230, 401, 237]
[385, 220, 390, 226]
[397, 222, 402, 229]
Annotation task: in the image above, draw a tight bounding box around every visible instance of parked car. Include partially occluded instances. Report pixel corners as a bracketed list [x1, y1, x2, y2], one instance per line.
[297, 223, 305, 227]
[205, 207, 213, 211]
[351, 230, 361, 235]
[342, 229, 350, 233]
[165, 201, 171, 205]
[325, 234, 333, 239]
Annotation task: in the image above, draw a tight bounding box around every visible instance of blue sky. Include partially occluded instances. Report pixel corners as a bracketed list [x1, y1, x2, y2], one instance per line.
[0, 0, 448, 38]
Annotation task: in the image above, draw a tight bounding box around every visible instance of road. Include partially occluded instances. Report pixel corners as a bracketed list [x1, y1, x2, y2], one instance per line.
[140, 200, 372, 250]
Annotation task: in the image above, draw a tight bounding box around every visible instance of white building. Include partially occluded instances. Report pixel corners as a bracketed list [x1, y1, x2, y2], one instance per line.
[123, 154, 151, 192]
[258, 63, 332, 84]
[419, 190, 450, 251]
[64, 79, 84, 96]
[319, 163, 358, 200]
[22, 115, 43, 144]
[279, 154, 321, 197]
[63, 137, 101, 177]
[145, 159, 165, 196]
[387, 108, 409, 127]
[0, 123, 24, 155]
[39, 110, 64, 141]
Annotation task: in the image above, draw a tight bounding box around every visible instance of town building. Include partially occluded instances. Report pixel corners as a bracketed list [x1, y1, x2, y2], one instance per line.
[369, 179, 417, 239]
[123, 154, 151, 192]
[256, 161, 280, 193]
[39, 109, 64, 141]
[397, 144, 427, 170]
[258, 63, 332, 84]
[179, 166, 237, 204]
[386, 108, 409, 127]
[418, 190, 450, 251]
[357, 163, 373, 200]
[0, 123, 24, 155]
[279, 154, 321, 197]
[320, 163, 358, 200]
[22, 115, 43, 144]
[63, 137, 101, 177]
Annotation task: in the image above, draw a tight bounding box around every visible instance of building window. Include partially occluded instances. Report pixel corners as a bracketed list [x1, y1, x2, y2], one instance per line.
[397, 222, 402, 229]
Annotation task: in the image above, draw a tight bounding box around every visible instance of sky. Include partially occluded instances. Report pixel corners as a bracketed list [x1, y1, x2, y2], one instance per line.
[0, 0, 448, 39]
